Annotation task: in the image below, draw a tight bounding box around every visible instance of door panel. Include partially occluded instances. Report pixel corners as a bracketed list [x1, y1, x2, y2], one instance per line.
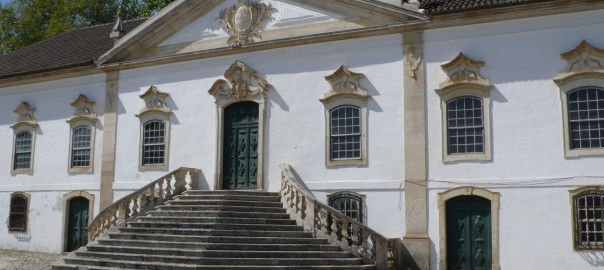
[223, 101, 259, 190]
[67, 197, 89, 252]
[446, 196, 491, 270]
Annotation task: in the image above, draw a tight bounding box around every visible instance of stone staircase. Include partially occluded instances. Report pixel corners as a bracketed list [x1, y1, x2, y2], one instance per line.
[53, 190, 375, 269]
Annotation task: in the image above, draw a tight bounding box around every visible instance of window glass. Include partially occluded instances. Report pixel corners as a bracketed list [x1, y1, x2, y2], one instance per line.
[446, 96, 484, 154]
[328, 192, 363, 223]
[14, 131, 32, 170]
[330, 105, 361, 160]
[568, 87, 604, 149]
[71, 126, 92, 168]
[575, 192, 604, 249]
[9, 194, 27, 232]
[142, 120, 165, 165]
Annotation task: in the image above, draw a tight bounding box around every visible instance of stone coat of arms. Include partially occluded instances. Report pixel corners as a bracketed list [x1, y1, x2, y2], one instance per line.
[218, 0, 276, 48]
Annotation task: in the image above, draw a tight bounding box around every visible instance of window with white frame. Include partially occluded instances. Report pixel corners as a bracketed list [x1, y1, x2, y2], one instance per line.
[136, 86, 172, 171]
[9, 192, 29, 232]
[67, 95, 97, 173]
[446, 96, 485, 155]
[11, 102, 37, 175]
[436, 53, 493, 162]
[330, 105, 362, 161]
[571, 187, 604, 250]
[321, 66, 371, 167]
[555, 40, 604, 157]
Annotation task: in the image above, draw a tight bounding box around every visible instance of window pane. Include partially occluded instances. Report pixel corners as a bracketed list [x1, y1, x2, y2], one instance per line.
[446, 96, 484, 155]
[575, 193, 604, 249]
[142, 120, 166, 165]
[568, 87, 604, 150]
[330, 106, 361, 160]
[71, 126, 92, 168]
[14, 131, 32, 170]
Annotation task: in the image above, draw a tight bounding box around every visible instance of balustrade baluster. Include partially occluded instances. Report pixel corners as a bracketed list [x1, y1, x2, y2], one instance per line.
[341, 220, 351, 245]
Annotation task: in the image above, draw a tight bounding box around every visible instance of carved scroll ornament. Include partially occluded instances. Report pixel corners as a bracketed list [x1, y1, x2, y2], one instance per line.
[209, 60, 271, 101]
[320, 65, 370, 104]
[437, 52, 492, 94]
[555, 40, 604, 85]
[218, 0, 276, 48]
[136, 85, 171, 118]
[11, 102, 38, 129]
[68, 94, 97, 124]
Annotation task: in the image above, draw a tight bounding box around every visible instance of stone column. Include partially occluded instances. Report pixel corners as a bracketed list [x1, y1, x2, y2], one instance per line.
[100, 71, 119, 210]
[401, 31, 430, 270]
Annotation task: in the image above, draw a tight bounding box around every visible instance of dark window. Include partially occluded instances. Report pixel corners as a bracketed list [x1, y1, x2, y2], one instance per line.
[330, 105, 361, 160]
[567, 87, 604, 149]
[328, 192, 363, 223]
[574, 192, 604, 250]
[71, 126, 92, 168]
[446, 96, 484, 155]
[14, 131, 33, 170]
[142, 120, 165, 165]
[9, 194, 28, 232]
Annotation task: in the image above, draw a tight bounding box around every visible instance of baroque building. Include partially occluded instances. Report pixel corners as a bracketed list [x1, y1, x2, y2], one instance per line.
[0, 0, 603, 269]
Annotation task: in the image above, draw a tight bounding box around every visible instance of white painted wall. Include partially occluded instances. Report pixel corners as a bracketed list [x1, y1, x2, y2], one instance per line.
[425, 9, 604, 270]
[114, 34, 406, 237]
[0, 74, 105, 252]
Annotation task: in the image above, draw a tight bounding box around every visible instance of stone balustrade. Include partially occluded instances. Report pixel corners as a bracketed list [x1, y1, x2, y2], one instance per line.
[88, 167, 201, 241]
[279, 163, 388, 269]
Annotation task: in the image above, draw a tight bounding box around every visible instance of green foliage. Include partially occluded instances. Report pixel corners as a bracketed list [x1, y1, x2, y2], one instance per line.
[0, 0, 176, 55]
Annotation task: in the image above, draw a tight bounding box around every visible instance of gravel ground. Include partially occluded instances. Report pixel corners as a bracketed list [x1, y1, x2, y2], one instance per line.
[0, 249, 63, 270]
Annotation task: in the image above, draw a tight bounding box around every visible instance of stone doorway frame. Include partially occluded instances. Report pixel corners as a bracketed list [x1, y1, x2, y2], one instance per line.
[61, 190, 95, 252]
[208, 60, 271, 191]
[438, 186, 500, 270]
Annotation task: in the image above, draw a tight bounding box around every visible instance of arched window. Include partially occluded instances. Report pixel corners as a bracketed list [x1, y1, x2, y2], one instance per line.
[572, 188, 604, 250]
[328, 191, 364, 223]
[71, 126, 92, 168]
[330, 105, 362, 161]
[9, 193, 29, 232]
[142, 120, 166, 166]
[14, 131, 33, 170]
[446, 96, 484, 155]
[567, 87, 604, 150]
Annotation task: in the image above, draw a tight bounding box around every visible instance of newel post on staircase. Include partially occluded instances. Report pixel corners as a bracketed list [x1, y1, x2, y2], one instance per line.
[375, 237, 388, 270]
[303, 197, 316, 234]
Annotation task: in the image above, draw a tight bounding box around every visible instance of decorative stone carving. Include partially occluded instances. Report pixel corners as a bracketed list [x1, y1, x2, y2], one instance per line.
[406, 46, 423, 80]
[218, 0, 276, 48]
[320, 66, 370, 104]
[437, 53, 491, 94]
[555, 40, 604, 85]
[209, 60, 271, 101]
[68, 95, 97, 124]
[136, 85, 171, 118]
[11, 102, 38, 129]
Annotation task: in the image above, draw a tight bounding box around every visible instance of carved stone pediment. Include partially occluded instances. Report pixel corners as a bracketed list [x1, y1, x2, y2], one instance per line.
[209, 60, 271, 101]
[555, 40, 604, 85]
[320, 66, 370, 104]
[11, 102, 37, 129]
[136, 85, 171, 118]
[68, 95, 97, 124]
[218, 0, 276, 48]
[437, 53, 491, 94]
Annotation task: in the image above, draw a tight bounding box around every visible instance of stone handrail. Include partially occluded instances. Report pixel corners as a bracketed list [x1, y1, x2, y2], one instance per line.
[88, 167, 201, 241]
[279, 164, 388, 269]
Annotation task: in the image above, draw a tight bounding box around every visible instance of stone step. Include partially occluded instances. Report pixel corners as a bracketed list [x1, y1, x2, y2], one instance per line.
[135, 216, 297, 225]
[183, 190, 280, 197]
[97, 238, 207, 249]
[74, 251, 364, 266]
[176, 194, 280, 202]
[204, 243, 341, 251]
[86, 245, 204, 257]
[127, 221, 303, 231]
[146, 210, 291, 219]
[118, 227, 313, 238]
[200, 250, 352, 259]
[61, 257, 374, 270]
[108, 233, 328, 245]
[167, 199, 283, 208]
[155, 204, 287, 213]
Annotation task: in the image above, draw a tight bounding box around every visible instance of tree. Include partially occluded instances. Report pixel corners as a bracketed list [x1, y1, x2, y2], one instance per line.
[0, 0, 176, 55]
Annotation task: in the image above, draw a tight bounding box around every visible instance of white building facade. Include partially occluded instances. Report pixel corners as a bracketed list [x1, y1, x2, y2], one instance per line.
[1, 0, 604, 269]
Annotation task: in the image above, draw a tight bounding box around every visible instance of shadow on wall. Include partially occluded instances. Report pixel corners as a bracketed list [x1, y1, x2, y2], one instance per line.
[579, 251, 604, 267]
[5, 218, 31, 242]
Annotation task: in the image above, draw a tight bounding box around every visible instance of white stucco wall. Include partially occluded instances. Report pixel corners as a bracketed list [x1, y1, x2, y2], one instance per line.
[425, 9, 604, 270]
[0, 74, 105, 252]
[113, 34, 406, 237]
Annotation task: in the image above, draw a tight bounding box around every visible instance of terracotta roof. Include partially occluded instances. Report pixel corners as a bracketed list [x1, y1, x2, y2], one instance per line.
[419, 0, 547, 15]
[0, 19, 146, 79]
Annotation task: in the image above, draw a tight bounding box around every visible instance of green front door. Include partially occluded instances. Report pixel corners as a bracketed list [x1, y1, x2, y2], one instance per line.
[223, 101, 259, 190]
[67, 197, 89, 252]
[446, 196, 492, 270]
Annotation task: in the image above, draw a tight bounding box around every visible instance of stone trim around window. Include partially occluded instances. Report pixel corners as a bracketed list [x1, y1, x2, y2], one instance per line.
[10, 102, 38, 176]
[136, 86, 172, 172]
[554, 40, 604, 158]
[569, 186, 604, 251]
[67, 95, 98, 174]
[438, 186, 501, 270]
[8, 191, 30, 233]
[321, 66, 371, 167]
[436, 53, 493, 163]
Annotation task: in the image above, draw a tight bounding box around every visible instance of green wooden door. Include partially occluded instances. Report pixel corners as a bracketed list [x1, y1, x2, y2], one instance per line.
[223, 101, 259, 190]
[67, 197, 89, 252]
[446, 196, 491, 270]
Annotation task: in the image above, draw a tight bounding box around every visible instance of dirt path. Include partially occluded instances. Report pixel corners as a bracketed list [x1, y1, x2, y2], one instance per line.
[0, 249, 62, 270]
